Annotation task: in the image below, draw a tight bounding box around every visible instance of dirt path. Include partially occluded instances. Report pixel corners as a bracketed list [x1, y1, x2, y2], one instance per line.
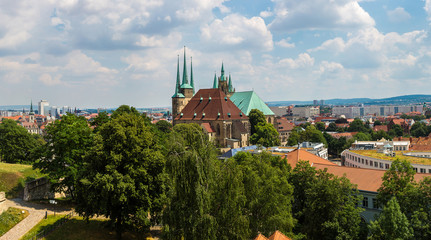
[0, 199, 72, 240]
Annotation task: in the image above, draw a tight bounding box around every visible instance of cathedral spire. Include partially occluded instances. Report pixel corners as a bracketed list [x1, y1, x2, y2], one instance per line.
[213, 72, 218, 88]
[182, 46, 188, 85]
[228, 73, 233, 92]
[172, 55, 185, 98]
[30, 100, 33, 113]
[221, 62, 225, 81]
[190, 56, 195, 94]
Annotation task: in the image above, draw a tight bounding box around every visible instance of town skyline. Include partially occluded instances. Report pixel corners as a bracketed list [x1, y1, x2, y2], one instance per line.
[1, 0, 431, 108]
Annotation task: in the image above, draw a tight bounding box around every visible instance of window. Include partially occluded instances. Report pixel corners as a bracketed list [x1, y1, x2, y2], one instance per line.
[385, 164, 389, 169]
[372, 198, 378, 209]
[363, 197, 369, 208]
[380, 163, 383, 169]
[429, 169, 431, 174]
[362, 159, 364, 164]
[414, 168, 418, 172]
[366, 160, 368, 165]
[374, 162, 378, 167]
[370, 160, 373, 166]
[420, 168, 426, 173]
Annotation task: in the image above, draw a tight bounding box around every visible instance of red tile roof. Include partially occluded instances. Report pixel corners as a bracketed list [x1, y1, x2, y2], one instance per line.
[283, 149, 336, 168]
[329, 132, 358, 139]
[313, 164, 430, 192]
[276, 117, 294, 132]
[175, 88, 247, 121]
[254, 231, 292, 240]
[373, 125, 388, 132]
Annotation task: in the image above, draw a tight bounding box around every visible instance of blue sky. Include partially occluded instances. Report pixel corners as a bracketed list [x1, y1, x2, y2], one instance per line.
[1, 0, 431, 108]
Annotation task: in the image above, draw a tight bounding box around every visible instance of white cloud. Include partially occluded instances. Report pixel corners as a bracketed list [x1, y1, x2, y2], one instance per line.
[64, 51, 118, 74]
[201, 14, 273, 51]
[269, 0, 375, 32]
[260, 11, 273, 18]
[276, 38, 295, 48]
[425, 0, 431, 21]
[39, 73, 62, 86]
[279, 53, 314, 69]
[387, 7, 411, 23]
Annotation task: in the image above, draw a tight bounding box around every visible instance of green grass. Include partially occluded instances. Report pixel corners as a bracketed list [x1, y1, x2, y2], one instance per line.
[27, 216, 154, 240]
[0, 207, 29, 236]
[20, 214, 65, 240]
[351, 150, 431, 165]
[0, 162, 44, 198]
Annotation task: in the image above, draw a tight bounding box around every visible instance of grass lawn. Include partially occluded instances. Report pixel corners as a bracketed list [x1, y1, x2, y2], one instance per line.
[21, 216, 156, 240]
[0, 207, 29, 236]
[0, 162, 44, 198]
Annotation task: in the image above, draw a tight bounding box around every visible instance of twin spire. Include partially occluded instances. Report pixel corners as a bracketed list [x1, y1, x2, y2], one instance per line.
[173, 46, 195, 98]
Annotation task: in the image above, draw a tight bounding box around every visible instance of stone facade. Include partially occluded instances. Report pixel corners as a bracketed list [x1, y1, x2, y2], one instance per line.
[23, 177, 55, 201]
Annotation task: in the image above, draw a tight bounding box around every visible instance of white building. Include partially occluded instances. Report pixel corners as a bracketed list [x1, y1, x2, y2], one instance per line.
[38, 100, 49, 116]
[292, 106, 320, 118]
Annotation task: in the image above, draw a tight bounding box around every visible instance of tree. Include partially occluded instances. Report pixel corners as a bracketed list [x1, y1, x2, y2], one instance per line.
[354, 132, 372, 141]
[234, 152, 294, 237]
[377, 159, 417, 215]
[348, 118, 370, 133]
[162, 123, 218, 240]
[111, 105, 140, 119]
[368, 197, 413, 240]
[410, 122, 428, 137]
[374, 120, 382, 126]
[290, 162, 364, 239]
[155, 120, 172, 134]
[389, 124, 404, 137]
[0, 119, 41, 163]
[249, 109, 267, 135]
[34, 114, 93, 199]
[250, 122, 280, 147]
[315, 122, 326, 131]
[372, 130, 391, 141]
[299, 125, 327, 146]
[90, 111, 110, 133]
[326, 122, 337, 132]
[287, 128, 301, 146]
[75, 112, 166, 239]
[335, 118, 348, 124]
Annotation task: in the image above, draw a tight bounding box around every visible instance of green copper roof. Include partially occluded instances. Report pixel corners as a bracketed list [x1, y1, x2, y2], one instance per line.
[213, 73, 218, 88]
[172, 55, 185, 98]
[230, 91, 275, 116]
[220, 62, 226, 81]
[181, 46, 192, 89]
[228, 74, 233, 92]
[190, 56, 195, 94]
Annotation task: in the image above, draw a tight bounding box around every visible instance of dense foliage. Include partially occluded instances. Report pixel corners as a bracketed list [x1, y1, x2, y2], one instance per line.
[0, 119, 42, 163]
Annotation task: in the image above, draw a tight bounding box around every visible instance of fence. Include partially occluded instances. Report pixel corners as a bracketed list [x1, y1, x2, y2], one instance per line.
[26, 211, 73, 240]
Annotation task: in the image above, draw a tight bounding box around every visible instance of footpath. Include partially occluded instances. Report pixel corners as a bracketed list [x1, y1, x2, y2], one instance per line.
[0, 199, 72, 240]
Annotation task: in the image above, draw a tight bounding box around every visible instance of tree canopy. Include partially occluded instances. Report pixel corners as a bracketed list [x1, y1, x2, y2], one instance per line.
[249, 109, 267, 135]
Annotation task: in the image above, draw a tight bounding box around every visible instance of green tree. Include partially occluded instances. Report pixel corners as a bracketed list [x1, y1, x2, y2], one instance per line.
[372, 130, 391, 141]
[348, 118, 370, 133]
[287, 128, 301, 146]
[90, 111, 110, 133]
[377, 159, 417, 215]
[34, 114, 93, 198]
[410, 122, 427, 137]
[315, 122, 326, 131]
[250, 122, 280, 147]
[374, 120, 382, 126]
[234, 152, 294, 237]
[368, 197, 413, 240]
[290, 162, 364, 240]
[354, 132, 372, 141]
[162, 123, 218, 240]
[75, 112, 166, 239]
[389, 124, 404, 137]
[0, 119, 41, 163]
[299, 125, 327, 146]
[111, 105, 140, 119]
[326, 122, 337, 132]
[155, 120, 172, 134]
[249, 109, 267, 135]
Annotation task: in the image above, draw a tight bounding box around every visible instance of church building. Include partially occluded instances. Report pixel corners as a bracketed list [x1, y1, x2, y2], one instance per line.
[172, 47, 274, 149]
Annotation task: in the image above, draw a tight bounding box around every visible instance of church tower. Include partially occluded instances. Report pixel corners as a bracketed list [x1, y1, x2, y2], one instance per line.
[29, 100, 35, 123]
[214, 63, 235, 97]
[172, 47, 195, 117]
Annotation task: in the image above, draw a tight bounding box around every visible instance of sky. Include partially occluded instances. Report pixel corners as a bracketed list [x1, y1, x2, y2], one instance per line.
[1, 0, 431, 108]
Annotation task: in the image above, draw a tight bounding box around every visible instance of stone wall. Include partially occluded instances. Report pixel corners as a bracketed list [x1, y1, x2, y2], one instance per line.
[23, 177, 54, 201]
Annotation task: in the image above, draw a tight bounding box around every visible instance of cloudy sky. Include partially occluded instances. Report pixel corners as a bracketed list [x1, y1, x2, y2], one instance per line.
[1, 0, 431, 108]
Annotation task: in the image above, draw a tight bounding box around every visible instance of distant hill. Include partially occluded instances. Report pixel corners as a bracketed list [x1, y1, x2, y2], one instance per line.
[266, 94, 431, 107]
